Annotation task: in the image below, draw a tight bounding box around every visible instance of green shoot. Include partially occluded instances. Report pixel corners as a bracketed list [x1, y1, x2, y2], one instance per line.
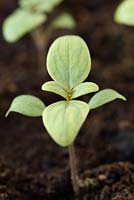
[2, 0, 76, 74]
[6, 35, 126, 194]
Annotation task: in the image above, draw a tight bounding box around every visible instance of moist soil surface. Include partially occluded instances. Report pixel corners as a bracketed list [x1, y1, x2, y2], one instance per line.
[0, 0, 134, 199]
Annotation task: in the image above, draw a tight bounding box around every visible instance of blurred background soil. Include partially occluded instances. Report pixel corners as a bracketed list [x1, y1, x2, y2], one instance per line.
[0, 0, 134, 199]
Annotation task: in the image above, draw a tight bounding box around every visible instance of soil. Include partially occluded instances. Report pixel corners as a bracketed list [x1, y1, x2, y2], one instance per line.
[0, 0, 134, 199]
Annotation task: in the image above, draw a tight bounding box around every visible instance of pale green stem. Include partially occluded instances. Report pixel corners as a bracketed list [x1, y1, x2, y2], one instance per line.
[31, 26, 47, 76]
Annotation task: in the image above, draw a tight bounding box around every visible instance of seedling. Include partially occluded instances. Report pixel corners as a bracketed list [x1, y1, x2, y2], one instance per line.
[2, 0, 75, 74]
[114, 0, 134, 26]
[6, 35, 126, 194]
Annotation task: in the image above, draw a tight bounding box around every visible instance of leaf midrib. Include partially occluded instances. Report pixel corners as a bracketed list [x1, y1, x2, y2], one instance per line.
[67, 39, 71, 91]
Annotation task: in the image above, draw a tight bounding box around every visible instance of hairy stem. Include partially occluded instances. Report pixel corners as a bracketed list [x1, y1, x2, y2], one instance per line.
[69, 143, 79, 195]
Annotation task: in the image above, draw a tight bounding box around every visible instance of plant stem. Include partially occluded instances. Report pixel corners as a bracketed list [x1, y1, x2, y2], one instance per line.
[69, 143, 79, 195]
[31, 26, 47, 76]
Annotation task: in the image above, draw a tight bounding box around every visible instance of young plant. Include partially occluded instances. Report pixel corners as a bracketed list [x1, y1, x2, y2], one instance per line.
[6, 35, 126, 194]
[114, 0, 134, 26]
[2, 0, 75, 73]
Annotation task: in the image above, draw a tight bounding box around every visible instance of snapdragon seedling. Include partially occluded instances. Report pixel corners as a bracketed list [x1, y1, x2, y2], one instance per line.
[114, 0, 134, 26]
[6, 35, 126, 194]
[2, 0, 75, 73]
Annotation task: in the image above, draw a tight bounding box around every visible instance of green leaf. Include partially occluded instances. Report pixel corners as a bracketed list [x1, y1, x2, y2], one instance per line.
[2, 9, 46, 43]
[42, 100, 89, 147]
[19, 0, 64, 13]
[89, 89, 126, 110]
[47, 35, 91, 91]
[71, 82, 99, 99]
[50, 13, 76, 29]
[114, 0, 134, 26]
[6, 95, 45, 117]
[41, 81, 68, 99]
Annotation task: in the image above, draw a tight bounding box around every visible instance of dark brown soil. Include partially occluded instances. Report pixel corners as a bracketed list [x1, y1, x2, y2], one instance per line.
[0, 0, 134, 199]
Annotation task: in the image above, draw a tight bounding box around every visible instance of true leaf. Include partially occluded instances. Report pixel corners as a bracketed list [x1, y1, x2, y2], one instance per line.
[47, 35, 91, 91]
[42, 100, 89, 147]
[19, 0, 64, 13]
[41, 81, 67, 99]
[50, 13, 76, 29]
[89, 89, 126, 110]
[114, 0, 134, 26]
[6, 95, 45, 117]
[71, 82, 99, 99]
[2, 9, 46, 43]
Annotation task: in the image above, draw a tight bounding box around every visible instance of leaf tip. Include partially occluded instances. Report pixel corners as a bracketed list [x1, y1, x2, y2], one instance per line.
[5, 109, 10, 117]
[121, 95, 127, 101]
[41, 84, 44, 91]
[41, 83, 48, 91]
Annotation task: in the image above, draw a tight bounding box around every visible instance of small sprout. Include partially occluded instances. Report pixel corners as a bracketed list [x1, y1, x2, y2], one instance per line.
[6, 35, 126, 195]
[2, 0, 76, 74]
[114, 0, 134, 26]
[3, 9, 46, 43]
